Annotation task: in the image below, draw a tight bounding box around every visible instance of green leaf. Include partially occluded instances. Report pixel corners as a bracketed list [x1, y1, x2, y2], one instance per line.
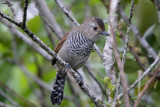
[27, 15, 42, 35]
[102, 76, 112, 88]
[110, 85, 116, 99]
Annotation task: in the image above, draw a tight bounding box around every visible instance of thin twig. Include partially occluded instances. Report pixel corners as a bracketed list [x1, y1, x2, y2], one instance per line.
[67, 78, 82, 107]
[119, 29, 147, 71]
[0, 18, 52, 61]
[17, 62, 52, 91]
[54, 0, 80, 26]
[3, 0, 16, 16]
[112, 76, 121, 107]
[84, 64, 108, 99]
[34, 53, 48, 107]
[43, 20, 56, 49]
[93, 44, 104, 61]
[35, 0, 64, 39]
[12, 36, 52, 92]
[120, 2, 135, 104]
[122, 0, 135, 65]
[0, 101, 12, 107]
[118, 53, 160, 99]
[134, 67, 160, 107]
[0, 89, 21, 107]
[138, 70, 142, 98]
[69, 69, 105, 106]
[0, 11, 20, 26]
[41, 15, 60, 39]
[120, 8, 157, 60]
[129, 45, 147, 71]
[0, 82, 38, 107]
[22, 0, 28, 27]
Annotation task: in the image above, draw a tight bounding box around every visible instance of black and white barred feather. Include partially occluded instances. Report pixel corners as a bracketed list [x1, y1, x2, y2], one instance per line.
[68, 32, 93, 57]
[50, 71, 67, 105]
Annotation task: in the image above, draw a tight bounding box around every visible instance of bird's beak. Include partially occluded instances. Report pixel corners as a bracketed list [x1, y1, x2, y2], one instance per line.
[100, 31, 109, 36]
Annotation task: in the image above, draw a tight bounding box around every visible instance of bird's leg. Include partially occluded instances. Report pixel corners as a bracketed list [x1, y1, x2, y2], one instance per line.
[75, 70, 83, 86]
[62, 63, 71, 74]
[62, 64, 83, 85]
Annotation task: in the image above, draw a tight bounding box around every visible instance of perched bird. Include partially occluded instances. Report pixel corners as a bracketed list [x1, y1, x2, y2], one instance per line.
[51, 17, 108, 105]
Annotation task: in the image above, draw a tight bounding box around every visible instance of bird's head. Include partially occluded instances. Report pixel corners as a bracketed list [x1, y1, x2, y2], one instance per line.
[81, 17, 109, 42]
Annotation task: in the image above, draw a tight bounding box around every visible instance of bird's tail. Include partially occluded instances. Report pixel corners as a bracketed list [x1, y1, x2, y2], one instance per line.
[50, 71, 67, 105]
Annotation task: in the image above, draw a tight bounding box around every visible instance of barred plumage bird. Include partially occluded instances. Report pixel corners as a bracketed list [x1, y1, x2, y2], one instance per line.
[51, 17, 109, 105]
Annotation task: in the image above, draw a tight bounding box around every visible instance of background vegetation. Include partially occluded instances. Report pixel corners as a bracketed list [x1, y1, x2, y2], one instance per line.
[0, 0, 160, 107]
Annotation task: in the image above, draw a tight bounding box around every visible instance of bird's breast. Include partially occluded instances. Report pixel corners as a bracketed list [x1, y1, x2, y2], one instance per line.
[58, 32, 94, 70]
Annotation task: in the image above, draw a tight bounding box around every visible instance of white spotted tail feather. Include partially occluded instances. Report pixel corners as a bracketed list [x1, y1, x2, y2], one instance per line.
[50, 71, 67, 105]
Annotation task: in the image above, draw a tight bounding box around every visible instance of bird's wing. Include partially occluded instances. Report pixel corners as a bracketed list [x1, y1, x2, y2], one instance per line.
[52, 33, 69, 65]
[54, 33, 69, 53]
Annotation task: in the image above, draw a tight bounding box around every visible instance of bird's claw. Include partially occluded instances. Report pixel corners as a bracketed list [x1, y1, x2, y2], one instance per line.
[76, 70, 83, 86]
[62, 63, 71, 74]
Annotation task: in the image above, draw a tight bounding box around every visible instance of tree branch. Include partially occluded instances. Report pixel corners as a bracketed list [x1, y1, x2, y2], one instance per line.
[0, 101, 12, 107]
[122, 0, 135, 65]
[120, 7, 157, 60]
[93, 44, 104, 61]
[134, 67, 160, 107]
[3, 0, 16, 17]
[112, 76, 121, 107]
[84, 63, 108, 99]
[108, 0, 130, 106]
[118, 53, 160, 99]
[0, 18, 52, 61]
[34, 0, 64, 39]
[0, 82, 38, 107]
[119, 29, 147, 71]
[54, 0, 80, 26]
[0, 89, 21, 107]
[22, 0, 29, 27]
[103, 37, 116, 85]
[0, 11, 20, 27]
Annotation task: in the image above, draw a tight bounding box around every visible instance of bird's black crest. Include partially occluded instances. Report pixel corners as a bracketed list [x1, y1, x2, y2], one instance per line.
[93, 17, 105, 30]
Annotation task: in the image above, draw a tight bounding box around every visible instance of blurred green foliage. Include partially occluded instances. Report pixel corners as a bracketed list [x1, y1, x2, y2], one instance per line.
[0, 0, 160, 107]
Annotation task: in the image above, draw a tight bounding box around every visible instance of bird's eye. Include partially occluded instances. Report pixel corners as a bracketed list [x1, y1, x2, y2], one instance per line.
[93, 26, 97, 31]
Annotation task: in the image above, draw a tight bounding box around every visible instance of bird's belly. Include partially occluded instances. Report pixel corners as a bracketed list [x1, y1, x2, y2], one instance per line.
[69, 55, 89, 70]
[67, 51, 89, 70]
[58, 48, 90, 70]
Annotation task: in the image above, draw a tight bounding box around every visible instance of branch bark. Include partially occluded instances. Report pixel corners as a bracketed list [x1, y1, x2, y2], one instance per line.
[34, 0, 64, 39]
[118, 53, 160, 98]
[0, 89, 21, 107]
[22, 0, 28, 27]
[122, 0, 135, 65]
[134, 67, 160, 107]
[107, 0, 130, 106]
[120, 8, 157, 60]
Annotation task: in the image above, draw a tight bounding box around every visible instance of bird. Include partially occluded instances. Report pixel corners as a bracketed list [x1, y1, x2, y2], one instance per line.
[50, 17, 109, 105]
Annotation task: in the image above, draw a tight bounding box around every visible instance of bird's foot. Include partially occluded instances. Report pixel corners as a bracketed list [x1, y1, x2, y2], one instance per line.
[62, 63, 71, 75]
[75, 70, 83, 86]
